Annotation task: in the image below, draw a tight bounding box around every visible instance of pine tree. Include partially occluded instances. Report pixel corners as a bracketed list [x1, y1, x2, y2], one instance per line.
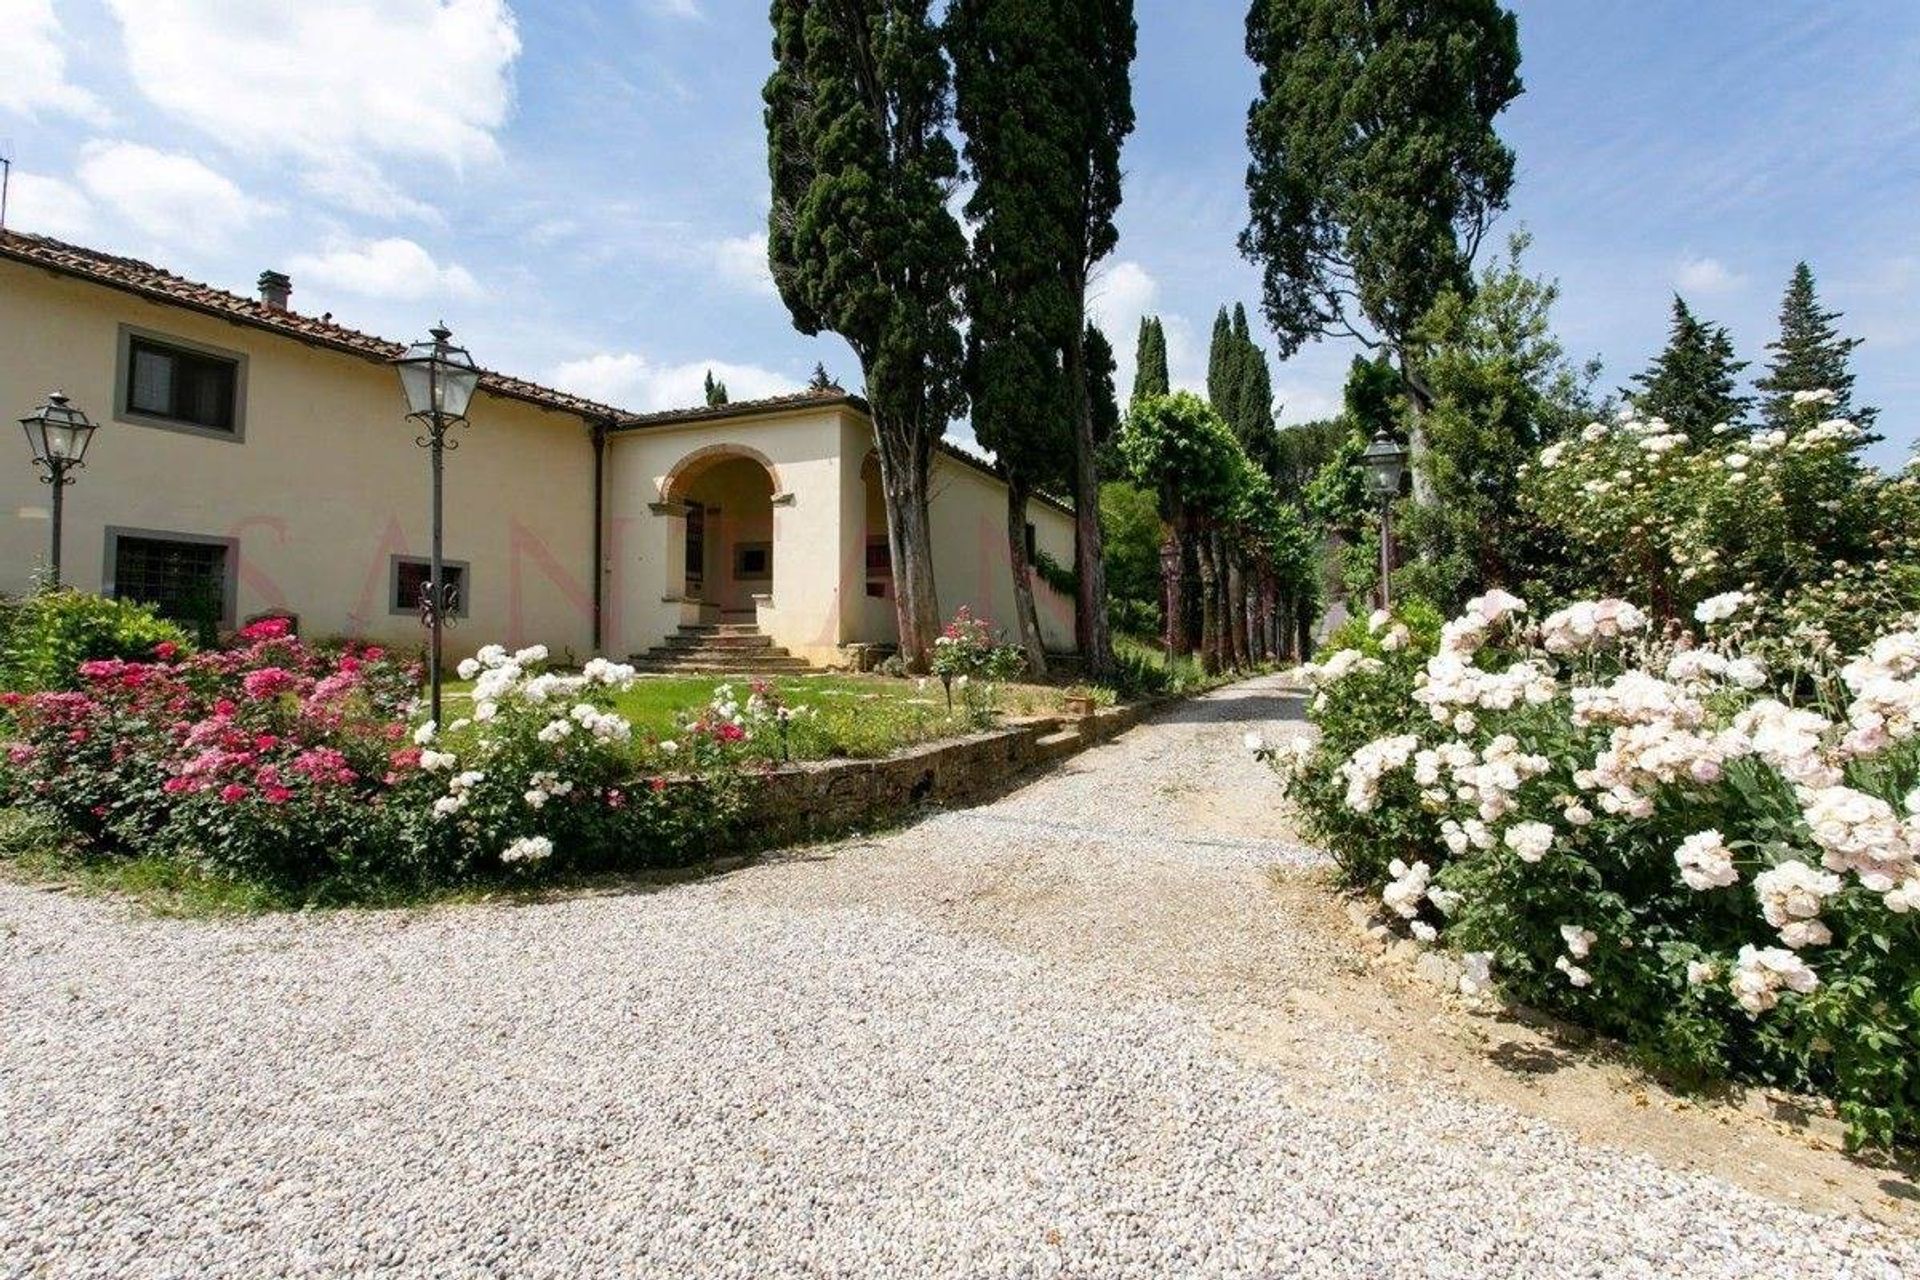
[1629, 296, 1750, 443]
[1131, 316, 1169, 406]
[1755, 262, 1876, 432]
[807, 362, 837, 392]
[703, 369, 729, 406]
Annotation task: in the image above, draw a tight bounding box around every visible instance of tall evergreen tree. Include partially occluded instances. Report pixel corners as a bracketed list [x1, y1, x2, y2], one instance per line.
[1131, 316, 1169, 407]
[703, 369, 729, 406]
[1056, 0, 1138, 679]
[1629, 296, 1750, 443]
[765, 0, 968, 669]
[951, 0, 1082, 673]
[1241, 0, 1521, 496]
[1207, 307, 1240, 420]
[1756, 261, 1876, 432]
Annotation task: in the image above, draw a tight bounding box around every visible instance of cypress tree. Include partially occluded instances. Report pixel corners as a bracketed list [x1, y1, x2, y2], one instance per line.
[1629, 296, 1750, 443]
[1207, 307, 1238, 420]
[1131, 316, 1169, 406]
[1755, 262, 1876, 432]
[765, 0, 968, 669]
[703, 369, 729, 406]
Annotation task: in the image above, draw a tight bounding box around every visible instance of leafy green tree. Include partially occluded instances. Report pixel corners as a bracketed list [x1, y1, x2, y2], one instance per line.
[765, 0, 968, 669]
[1629, 296, 1750, 444]
[1241, 0, 1522, 426]
[1131, 315, 1169, 407]
[1755, 261, 1877, 434]
[1398, 235, 1597, 610]
[1100, 480, 1165, 636]
[703, 369, 729, 407]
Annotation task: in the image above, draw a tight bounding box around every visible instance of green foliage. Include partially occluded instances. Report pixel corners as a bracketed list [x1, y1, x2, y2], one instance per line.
[1241, 0, 1523, 357]
[1755, 261, 1876, 434]
[1118, 392, 1246, 518]
[1031, 547, 1079, 598]
[1101, 480, 1165, 626]
[0, 590, 195, 693]
[703, 369, 729, 406]
[1396, 235, 1599, 611]
[1628, 296, 1750, 444]
[1131, 315, 1170, 406]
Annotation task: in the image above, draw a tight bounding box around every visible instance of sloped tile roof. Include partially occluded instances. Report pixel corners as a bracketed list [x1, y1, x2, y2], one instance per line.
[0, 230, 629, 423]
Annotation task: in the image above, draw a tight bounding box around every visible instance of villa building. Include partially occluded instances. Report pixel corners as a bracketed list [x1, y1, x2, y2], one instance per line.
[0, 232, 1076, 667]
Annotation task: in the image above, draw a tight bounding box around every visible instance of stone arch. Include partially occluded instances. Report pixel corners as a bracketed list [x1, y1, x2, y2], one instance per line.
[660, 442, 785, 503]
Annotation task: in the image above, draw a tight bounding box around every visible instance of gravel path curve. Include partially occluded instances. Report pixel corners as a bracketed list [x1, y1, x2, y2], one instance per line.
[4, 675, 1918, 1278]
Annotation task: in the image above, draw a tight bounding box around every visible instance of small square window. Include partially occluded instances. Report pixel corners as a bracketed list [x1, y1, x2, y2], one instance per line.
[108, 531, 234, 630]
[124, 336, 240, 432]
[391, 557, 469, 617]
[734, 542, 772, 581]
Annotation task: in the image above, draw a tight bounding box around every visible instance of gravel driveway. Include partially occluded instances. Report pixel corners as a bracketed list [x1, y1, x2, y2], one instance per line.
[4, 675, 1917, 1278]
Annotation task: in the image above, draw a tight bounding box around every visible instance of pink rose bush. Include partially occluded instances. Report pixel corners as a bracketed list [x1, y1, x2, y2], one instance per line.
[1269, 588, 1920, 1146]
[0, 625, 740, 896]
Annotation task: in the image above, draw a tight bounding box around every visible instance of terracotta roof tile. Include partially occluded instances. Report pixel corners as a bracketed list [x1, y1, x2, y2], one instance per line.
[0, 230, 629, 423]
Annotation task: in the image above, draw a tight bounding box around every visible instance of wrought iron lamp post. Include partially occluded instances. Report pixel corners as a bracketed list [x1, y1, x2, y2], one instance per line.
[392, 325, 480, 727]
[1360, 428, 1409, 611]
[18, 391, 99, 587]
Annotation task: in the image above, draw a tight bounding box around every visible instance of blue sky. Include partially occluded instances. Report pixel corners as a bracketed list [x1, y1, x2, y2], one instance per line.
[3, 1, 1915, 465]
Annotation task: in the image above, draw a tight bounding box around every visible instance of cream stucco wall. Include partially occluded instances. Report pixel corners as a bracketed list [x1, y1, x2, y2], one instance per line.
[3, 255, 1081, 669]
[0, 260, 600, 659]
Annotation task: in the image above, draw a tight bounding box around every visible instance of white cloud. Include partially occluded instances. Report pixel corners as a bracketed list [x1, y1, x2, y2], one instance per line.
[103, 0, 521, 219]
[713, 231, 776, 296]
[0, 0, 109, 124]
[548, 352, 794, 413]
[1273, 382, 1342, 426]
[1086, 260, 1205, 398]
[1675, 255, 1745, 296]
[75, 141, 271, 241]
[2, 171, 95, 240]
[288, 238, 482, 302]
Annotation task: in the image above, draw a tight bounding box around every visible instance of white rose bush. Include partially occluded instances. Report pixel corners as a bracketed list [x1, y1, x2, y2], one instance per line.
[409, 645, 743, 881]
[1267, 582, 1920, 1146]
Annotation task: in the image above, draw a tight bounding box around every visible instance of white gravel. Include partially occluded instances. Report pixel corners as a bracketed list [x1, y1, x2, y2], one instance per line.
[3, 674, 1916, 1278]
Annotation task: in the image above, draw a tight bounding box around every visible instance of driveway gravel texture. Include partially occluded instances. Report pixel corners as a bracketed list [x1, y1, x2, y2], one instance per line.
[4, 674, 1918, 1278]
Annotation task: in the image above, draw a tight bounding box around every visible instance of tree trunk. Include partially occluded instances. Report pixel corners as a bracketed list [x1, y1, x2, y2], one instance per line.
[1005, 478, 1048, 677]
[1225, 553, 1248, 671]
[1398, 348, 1436, 509]
[1195, 530, 1221, 675]
[1161, 520, 1188, 660]
[874, 425, 941, 672]
[1064, 326, 1115, 678]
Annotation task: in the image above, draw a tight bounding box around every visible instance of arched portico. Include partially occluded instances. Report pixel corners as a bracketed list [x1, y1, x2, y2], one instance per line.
[661, 447, 782, 622]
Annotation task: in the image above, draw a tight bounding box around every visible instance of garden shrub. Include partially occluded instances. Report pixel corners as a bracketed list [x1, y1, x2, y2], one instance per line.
[1269, 586, 1920, 1146]
[931, 606, 1026, 725]
[0, 622, 741, 897]
[0, 590, 194, 693]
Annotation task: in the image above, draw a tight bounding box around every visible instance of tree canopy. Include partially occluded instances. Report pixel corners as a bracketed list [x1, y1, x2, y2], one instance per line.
[1132, 315, 1170, 407]
[703, 370, 729, 407]
[1241, 0, 1522, 362]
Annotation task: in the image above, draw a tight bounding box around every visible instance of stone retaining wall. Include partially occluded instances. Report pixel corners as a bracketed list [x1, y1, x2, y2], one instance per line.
[734, 698, 1164, 844]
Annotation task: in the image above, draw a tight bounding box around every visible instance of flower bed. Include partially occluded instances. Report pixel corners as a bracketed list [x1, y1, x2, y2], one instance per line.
[1268, 591, 1920, 1146]
[0, 620, 739, 900]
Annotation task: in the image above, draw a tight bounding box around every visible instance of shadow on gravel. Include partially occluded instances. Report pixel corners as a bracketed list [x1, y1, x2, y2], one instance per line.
[1145, 691, 1310, 726]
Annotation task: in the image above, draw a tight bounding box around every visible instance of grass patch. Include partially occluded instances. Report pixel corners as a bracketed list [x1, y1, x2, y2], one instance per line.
[0, 810, 290, 916]
[447, 671, 1067, 762]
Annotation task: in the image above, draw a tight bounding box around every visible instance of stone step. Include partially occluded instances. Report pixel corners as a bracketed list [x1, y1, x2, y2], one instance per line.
[679, 623, 764, 637]
[632, 658, 813, 675]
[659, 633, 774, 651]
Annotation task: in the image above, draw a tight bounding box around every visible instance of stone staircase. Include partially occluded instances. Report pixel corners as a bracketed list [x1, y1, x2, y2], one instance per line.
[632, 623, 811, 675]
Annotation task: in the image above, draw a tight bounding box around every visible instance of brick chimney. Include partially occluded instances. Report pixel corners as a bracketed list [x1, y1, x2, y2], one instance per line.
[257, 270, 292, 312]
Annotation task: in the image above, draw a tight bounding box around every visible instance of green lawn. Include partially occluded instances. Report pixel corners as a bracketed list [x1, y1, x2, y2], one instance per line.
[448, 671, 1065, 763]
